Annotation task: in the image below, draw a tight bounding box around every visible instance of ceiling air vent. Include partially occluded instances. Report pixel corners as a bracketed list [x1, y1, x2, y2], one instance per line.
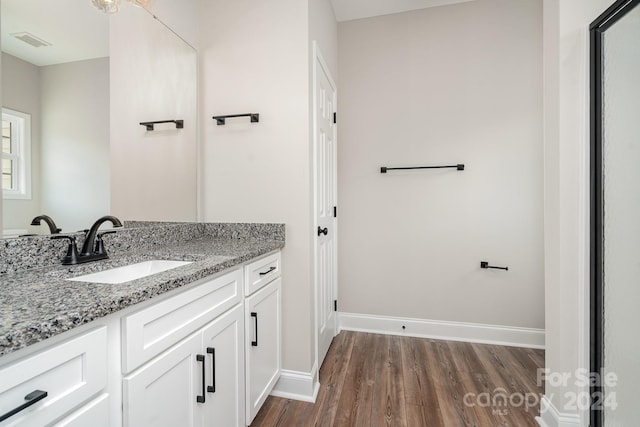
[11, 32, 51, 48]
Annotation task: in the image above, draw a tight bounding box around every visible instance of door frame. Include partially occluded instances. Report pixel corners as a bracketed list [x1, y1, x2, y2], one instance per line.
[589, 1, 640, 426]
[312, 41, 338, 378]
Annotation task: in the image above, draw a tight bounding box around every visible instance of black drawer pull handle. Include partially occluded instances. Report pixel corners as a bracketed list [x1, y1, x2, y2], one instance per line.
[259, 266, 276, 276]
[317, 226, 328, 236]
[0, 390, 48, 422]
[207, 347, 216, 393]
[251, 312, 258, 347]
[196, 354, 205, 403]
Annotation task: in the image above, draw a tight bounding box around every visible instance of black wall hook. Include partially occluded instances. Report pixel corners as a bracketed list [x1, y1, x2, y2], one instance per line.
[480, 261, 508, 271]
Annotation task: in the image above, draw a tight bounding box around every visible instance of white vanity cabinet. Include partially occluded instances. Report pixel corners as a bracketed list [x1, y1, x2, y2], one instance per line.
[0, 327, 108, 427]
[243, 254, 282, 425]
[122, 268, 244, 427]
[0, 249, 283, 427]
[122, 252, 283, 427]
[123, 305, 244, 427]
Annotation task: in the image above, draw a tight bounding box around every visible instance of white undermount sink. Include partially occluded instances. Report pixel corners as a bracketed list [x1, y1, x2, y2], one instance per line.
[67, 260, 192, 284]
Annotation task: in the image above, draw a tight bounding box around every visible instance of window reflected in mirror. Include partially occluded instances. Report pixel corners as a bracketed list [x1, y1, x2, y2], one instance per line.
[1, 108, 31, 199]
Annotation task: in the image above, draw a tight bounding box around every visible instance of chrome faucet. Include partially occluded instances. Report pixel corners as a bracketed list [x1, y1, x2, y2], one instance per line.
[52, 215, 123, 265]
[30, 215, 61, 234]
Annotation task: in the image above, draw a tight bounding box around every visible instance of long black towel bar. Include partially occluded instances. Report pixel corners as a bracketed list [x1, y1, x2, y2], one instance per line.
[380, 164, 464, 173]
[212, 113, 259, 126]
[139, 120, 183, 131]
[480, 261, 509, 271]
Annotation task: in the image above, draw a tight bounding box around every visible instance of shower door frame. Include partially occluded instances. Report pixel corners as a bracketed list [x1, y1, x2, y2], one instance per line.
[589, 1, 640, 426]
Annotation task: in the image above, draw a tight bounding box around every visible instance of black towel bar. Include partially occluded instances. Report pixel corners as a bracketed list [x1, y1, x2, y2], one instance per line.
[380, 164, 464, 173]
[139, 120, 183, 131]
[212, 113, 259, 126]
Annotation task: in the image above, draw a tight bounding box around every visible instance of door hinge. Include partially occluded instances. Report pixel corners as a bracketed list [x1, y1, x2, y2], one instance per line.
[333, 112, 337, 124]
[333, 206, 337, 218]
[334, 300, 337, 312]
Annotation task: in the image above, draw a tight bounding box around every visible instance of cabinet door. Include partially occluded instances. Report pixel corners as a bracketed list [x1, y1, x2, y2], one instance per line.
[245, 278, 281, 424]
[123, 333, 203, 427]
[200, 305, 244, 427]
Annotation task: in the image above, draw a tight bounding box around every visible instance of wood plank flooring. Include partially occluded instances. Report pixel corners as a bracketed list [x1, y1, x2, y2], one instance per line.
[251, 331, 544, 427]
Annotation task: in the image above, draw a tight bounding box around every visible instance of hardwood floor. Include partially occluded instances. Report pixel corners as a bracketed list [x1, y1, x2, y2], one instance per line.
[251, 331, 544, 427]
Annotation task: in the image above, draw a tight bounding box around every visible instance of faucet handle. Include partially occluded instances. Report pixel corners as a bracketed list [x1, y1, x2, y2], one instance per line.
[95, 230, 117, 255]
[51, 235, 80, 265]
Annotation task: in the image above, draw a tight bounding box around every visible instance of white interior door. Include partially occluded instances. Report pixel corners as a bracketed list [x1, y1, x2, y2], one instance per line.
[314, 43, 337, 367]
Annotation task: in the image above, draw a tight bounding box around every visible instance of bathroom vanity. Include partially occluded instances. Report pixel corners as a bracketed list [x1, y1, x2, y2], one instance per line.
[0, 223, 284, 427]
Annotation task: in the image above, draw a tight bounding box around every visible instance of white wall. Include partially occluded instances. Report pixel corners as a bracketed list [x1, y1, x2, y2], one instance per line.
[309, 0, 338, 80]
[337, 0, 544, 330]
[146, 0, 199, 49]
[110, 4, 197, 223]
[198, 0, 316, 373]
[40, 58, 110, 232]
[1, 53, 41, 232]
[541, 0, 611, 425]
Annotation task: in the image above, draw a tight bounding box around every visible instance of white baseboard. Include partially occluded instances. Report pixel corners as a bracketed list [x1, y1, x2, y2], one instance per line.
[536, 396, 582, 427]
[338, 312, 545, 349]
[270, 362, 320, 403]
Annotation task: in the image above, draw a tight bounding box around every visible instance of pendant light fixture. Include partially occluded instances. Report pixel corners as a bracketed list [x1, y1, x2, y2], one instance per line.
[91, 0, 119, 13]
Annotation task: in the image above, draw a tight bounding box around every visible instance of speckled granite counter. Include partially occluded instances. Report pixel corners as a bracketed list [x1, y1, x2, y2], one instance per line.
[0, 224, 284, 357]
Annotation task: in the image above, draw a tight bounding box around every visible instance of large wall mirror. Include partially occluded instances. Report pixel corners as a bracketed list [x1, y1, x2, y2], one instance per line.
[1, 0, 197, 238]
[590, 0, 640, 425]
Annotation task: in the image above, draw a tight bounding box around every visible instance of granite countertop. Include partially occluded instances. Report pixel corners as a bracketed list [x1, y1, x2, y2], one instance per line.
[0, 237, 284, 357]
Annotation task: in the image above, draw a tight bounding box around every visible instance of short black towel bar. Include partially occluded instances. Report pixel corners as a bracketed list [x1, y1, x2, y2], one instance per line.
[380, 164, 464, 173]
[139, 120, 183, 131]
[212, 113, 259, 126]
[480, 261, 508, 271]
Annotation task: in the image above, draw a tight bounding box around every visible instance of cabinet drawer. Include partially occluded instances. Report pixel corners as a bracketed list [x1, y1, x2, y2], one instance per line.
[122, 268, 242, 373]
[244, 252, 281, 296]
[0, 327, 107, 426]
[52, 394, 109, 427]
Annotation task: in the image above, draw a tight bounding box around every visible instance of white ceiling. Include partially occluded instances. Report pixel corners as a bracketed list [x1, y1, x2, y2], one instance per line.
[1, 0, 475, 66]
[330, 0, 476, 22]
[1, 0, 108, 67]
